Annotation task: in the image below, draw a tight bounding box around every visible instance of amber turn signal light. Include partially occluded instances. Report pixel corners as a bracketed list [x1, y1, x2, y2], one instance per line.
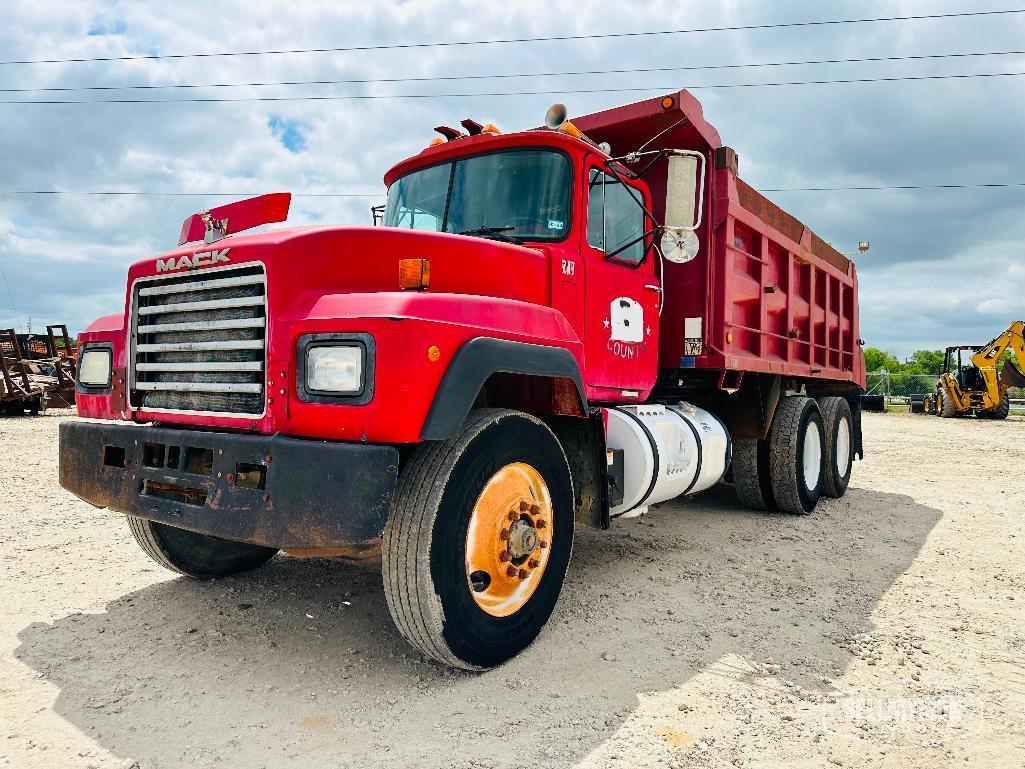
[399, 258, 431, 290]
[661, 95, 675, 110]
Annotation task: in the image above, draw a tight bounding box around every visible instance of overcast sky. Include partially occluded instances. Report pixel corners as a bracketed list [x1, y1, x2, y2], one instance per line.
[1, 0, 1024, 356]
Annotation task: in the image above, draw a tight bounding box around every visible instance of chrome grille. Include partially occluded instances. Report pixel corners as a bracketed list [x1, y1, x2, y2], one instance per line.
[130, 264, 267, 415]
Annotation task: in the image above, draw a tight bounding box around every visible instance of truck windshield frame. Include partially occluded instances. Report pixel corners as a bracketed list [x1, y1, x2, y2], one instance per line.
[384, 148, 573, 243]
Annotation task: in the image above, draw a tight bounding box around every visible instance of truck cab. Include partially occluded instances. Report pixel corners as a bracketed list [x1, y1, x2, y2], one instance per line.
[60, 91, 863, 671]
[382, 128, 662, 402]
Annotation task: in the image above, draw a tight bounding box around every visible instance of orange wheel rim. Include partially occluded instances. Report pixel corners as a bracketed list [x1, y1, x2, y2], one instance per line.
[465, 462, 553, 617]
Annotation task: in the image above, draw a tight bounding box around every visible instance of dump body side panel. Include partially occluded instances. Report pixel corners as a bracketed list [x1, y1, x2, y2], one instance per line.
[575, 91, 864, 389]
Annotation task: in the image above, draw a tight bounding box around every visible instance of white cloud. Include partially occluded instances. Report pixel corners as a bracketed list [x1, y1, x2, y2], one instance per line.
[0, 0, 1024, 354]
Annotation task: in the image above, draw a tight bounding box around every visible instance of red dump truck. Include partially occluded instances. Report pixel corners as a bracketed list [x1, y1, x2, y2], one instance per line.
[60, 90, 864, 669]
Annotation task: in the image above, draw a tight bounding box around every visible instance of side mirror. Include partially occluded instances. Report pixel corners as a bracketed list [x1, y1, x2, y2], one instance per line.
[662, 151, 706, 264]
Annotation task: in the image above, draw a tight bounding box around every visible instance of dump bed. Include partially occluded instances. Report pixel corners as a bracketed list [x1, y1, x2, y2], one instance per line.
[576, 91, 864, 388]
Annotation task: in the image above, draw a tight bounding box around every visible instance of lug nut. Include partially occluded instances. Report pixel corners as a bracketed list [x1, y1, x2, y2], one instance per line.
[528, 558, 539, 569]
[535, 520, 547, 529]
[506, 566, 518, 578]
[538, 540, 548, 549]
[499, 551, 511, 563]
[499, 528, 510, 541]
[529, 504, 540, 515]
[507, 511, 518, 521]
[519, 501, 530, 512]
[517, 569, 529, 580]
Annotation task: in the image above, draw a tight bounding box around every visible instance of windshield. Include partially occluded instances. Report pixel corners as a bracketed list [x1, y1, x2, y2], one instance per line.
[384, 149, 571, 241]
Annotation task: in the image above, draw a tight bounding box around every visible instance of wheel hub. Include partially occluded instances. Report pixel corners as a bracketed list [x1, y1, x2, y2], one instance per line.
[464, 463, 553, 618]
[507, 519, 539, 558]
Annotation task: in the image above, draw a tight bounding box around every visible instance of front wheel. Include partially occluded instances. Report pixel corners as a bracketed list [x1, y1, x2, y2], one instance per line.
[985, 393, 1010, 420]
[383, 409, 574, 670]
[127, 517, 278, 578]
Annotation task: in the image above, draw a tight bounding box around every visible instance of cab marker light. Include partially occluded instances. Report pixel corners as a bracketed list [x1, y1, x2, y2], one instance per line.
[399, 258, 431, 290]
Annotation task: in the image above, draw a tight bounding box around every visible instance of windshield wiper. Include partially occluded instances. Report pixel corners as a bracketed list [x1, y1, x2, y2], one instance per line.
[457, 225, 521, 244]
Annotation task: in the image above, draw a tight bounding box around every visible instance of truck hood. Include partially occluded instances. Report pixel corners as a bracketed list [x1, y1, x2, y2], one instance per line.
[126, 225, 554, 319]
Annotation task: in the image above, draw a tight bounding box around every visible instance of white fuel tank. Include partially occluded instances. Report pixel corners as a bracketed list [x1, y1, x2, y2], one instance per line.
[606, 403, 731, 518]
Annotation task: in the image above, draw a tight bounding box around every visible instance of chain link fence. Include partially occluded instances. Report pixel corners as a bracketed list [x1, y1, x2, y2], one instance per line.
[865, 372, 937, 397]
[865, 371, 1025, 412]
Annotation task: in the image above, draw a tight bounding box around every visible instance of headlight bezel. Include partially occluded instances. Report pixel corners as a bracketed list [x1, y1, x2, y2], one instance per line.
[296, 333, 375, 405]
[76, 343, 114, 391]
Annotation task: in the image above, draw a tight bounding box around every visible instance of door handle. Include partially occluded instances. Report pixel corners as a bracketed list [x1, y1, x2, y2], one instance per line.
[643, 284, 664, 315]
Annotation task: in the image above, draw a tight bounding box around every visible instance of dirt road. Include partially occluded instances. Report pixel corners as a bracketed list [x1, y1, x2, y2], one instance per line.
[2, 411, 1023, 768]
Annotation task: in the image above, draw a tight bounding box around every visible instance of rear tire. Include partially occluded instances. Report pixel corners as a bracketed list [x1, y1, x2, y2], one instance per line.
[768, 396, 824, 515]
[732, 438, 776, 511]
[383, 408, 574, 670]
[127, 517, 278, 578]
[939, 390, 958, 418]
[817, 396, 853, 498]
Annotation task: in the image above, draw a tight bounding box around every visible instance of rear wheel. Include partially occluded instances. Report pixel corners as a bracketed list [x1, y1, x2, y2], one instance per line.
[817, 396, 853, 498]
[939, 389, 958, 418]
[732, 438, 776, 511]
[127, 517, 278, 578]
[383, 408, 574, 670]
[768, 396, 824, 515]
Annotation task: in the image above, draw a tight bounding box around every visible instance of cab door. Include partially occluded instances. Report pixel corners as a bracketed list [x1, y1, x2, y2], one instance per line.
[580, 164, 660, 396]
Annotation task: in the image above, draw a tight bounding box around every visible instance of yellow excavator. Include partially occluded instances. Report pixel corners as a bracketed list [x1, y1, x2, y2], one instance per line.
[924, 321, 1025, 419]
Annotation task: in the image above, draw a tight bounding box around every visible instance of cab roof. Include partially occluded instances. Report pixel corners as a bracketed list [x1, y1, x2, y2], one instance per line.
[382, 128, 598, 187]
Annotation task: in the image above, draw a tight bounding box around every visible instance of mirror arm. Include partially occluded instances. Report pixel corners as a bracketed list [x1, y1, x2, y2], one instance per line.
[605, 226, 660, 262]
[601, 160, 661, 229]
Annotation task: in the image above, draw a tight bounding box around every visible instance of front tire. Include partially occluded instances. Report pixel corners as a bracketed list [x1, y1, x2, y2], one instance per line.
[383, 409, 574, 670]
[817, 396, 854, 498]
[127, 517, 278, 578]
[985, 393, 1010, 420]
[768, 396, 825, 515]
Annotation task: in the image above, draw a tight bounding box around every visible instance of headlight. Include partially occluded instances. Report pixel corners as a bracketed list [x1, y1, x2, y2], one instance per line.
[306, 344, 364, 394]
[78, 347, 112, 388]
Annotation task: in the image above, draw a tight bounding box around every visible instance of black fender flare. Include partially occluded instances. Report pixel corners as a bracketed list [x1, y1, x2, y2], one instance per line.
[420, 337, 587, 441]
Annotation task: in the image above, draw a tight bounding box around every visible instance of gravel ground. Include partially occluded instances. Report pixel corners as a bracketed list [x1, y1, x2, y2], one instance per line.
[2, 410, 1024, 769]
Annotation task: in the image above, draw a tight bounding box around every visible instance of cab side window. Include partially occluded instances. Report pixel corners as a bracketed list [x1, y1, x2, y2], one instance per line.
[586, 169, 646, 265]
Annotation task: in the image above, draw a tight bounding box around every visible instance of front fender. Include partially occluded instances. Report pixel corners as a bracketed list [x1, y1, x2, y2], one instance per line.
[420, 337, 587, 440]
[282, 293, 585, 443]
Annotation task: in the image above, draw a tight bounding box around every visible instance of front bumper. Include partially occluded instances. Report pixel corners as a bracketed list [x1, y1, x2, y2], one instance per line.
[59, 421, 399, 555]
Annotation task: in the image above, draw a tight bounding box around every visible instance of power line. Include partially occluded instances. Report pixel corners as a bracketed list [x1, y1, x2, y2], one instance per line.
[2, 8, 1023, 66]
[0, 191, 382, 198]
[4, 48, 1024, 94]
[762, 182, 1025, 192]
[5, 183, 1025, 198]
[6, 70, 1025, 104]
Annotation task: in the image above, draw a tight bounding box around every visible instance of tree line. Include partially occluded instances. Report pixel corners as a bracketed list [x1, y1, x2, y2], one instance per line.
[865, 347, 1021, 374]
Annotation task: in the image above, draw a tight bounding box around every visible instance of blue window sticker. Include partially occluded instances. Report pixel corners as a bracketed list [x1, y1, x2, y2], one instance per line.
[680, 356, 696, 368]
[547, 219, 565, 230]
